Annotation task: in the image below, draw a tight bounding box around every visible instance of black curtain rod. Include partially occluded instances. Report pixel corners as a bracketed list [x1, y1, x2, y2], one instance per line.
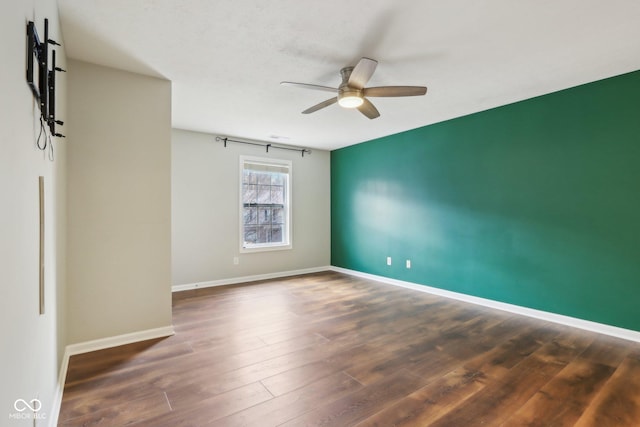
[215, 136, 312, 157]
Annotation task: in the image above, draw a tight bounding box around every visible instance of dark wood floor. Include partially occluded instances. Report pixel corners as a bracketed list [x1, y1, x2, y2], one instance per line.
[59, 271, 640, 426]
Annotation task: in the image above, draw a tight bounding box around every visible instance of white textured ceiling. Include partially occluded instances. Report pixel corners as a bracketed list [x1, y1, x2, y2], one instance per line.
[57, 0, 640, 151]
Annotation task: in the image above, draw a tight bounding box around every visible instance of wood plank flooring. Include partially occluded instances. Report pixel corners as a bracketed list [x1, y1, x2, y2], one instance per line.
[58, 271, 640, 426]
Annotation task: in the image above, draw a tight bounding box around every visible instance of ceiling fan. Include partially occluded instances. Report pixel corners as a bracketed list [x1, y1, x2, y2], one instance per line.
[281, 57, 427, 119]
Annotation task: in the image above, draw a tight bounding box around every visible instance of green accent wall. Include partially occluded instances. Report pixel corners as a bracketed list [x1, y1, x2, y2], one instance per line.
[331, 70, 640, 331]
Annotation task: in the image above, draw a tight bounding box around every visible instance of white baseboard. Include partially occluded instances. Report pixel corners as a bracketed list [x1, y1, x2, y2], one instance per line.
[48, 325, 175, 427]
[172, 266, 332, 292]
[330, 266, 640, 343]
[64, 325, 176, 356]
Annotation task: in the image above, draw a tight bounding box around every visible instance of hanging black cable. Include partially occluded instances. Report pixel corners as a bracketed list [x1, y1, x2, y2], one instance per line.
[37, 116, 47, 150]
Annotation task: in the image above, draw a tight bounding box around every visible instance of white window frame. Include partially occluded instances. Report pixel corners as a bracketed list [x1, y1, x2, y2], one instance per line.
[239, 155, 292, 253]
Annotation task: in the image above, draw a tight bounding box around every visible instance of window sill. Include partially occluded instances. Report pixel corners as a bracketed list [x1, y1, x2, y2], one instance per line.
[240, 243, 292, 253]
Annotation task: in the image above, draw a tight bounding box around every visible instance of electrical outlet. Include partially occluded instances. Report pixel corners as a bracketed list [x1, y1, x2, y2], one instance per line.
[406, 259, 411, 269]
[233, 257, 239, 265]
[386, 257, 392, 266]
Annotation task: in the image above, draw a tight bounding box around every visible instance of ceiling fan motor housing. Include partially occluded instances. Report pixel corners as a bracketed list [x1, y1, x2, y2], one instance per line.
[338, 66, 363, 108]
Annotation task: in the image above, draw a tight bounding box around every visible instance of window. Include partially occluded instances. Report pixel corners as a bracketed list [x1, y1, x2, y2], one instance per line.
[240, 156, 292, 251]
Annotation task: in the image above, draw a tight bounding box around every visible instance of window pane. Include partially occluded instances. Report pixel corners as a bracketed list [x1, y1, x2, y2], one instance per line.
[271, 226, 283, 243]
[257, 226, 271, 243]
[271, 186, 284, 204]
[243, 207, 257, 225]
[271, 174, 284, 186]
[244, 226, 257, 244]
[258, 173, 271, 185]
[258, 207, 271, 225]
[257, 185, 271, 204]
[243, 184, 257, 204]
[243, 170, 258, 184]
[272, 207, 283, 224]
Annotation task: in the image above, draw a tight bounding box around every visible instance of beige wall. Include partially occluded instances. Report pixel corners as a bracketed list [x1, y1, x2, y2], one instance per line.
[0, 0, 67, 422]
[172, 129, 330, 286]
[66, 60, 172, 344]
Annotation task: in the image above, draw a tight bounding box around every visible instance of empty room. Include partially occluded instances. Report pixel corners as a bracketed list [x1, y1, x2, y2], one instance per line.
[2, 1, 640, 426]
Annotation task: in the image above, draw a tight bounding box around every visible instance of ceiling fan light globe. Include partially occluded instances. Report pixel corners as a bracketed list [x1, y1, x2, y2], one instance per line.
[338, 95, 364, 108]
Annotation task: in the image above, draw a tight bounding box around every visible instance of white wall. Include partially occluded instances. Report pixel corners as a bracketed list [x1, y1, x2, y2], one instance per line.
[0, 0, 67, 424]
[66, 60, 172, 344]
[172, 129, 330, 286]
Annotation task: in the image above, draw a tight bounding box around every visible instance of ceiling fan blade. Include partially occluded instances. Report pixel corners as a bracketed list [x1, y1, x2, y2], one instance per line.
[357, 98, 380, 119]
[281, 81, 338, 93]
[302, 97, 338, 114]
[363, 86, 427, 97]
[348, 57, 378, 89]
